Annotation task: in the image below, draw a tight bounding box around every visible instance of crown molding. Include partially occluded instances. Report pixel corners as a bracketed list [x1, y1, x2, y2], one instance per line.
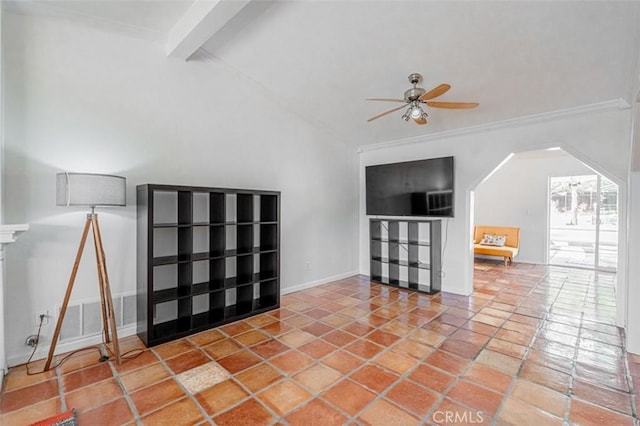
[358, 98, 630, 153]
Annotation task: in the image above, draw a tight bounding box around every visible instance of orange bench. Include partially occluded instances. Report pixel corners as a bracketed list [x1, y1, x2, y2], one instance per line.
[473, 225, 520, 266]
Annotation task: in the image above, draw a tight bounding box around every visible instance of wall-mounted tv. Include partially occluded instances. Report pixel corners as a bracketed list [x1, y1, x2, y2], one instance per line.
[366, 156, 454, 217]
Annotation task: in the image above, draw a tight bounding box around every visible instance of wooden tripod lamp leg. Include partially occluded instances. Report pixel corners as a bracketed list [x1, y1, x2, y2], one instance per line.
[92, 214, 121, 364]
[91, 216, 111, 345]
[44, 216, 93, 371]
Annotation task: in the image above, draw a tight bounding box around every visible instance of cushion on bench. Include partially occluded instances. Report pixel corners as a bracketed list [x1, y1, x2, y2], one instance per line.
[473, 226, 520, 248]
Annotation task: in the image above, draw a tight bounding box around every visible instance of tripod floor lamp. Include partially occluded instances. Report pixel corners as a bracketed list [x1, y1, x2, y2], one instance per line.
[44, 172, 126, 370]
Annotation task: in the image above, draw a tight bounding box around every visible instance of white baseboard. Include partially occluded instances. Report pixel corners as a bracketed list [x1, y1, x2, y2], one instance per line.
[7, 324, 138, 368]
[281, 271, 360, 295]
[513, 259, 539, 265]
[474, 255, 540, 265]
[8, 272, 360, 367]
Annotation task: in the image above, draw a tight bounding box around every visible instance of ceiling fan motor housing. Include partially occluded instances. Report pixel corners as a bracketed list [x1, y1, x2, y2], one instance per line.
[404, 87, 426, 102]
[405, 73, 425, 101]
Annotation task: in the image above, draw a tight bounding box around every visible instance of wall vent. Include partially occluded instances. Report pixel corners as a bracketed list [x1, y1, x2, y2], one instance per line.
[59, 294, 136, 343]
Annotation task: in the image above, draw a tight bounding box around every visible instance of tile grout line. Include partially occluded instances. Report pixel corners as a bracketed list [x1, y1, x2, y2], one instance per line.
[238, 312, 375, 424]
[258, 301, 379, 423]
[322, 283, 496, 423]
[439, 269, 545, 425]
[140, 346, 214, 424]
[200, 317, 338, 424]
[188, 331, 233, 425]
[276, 285, 425, 423]
[380, 272, 506, 422]
[106, 350, 143, 424]
[304, 275, 543, 423]
[313, 298, 426, 423]
[3, 265, 634, 425]
[620, 329, 639, 421]
[55, 355, 67, 413]
[158, 339, 236, 424]
[490, 269, 562, 425]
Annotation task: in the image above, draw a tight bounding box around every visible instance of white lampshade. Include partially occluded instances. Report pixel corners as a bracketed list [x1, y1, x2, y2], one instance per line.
[56, 172, 126, 207]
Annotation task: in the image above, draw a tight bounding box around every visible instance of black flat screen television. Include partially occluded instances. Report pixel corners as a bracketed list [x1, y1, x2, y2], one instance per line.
[366, 156, 454, 217]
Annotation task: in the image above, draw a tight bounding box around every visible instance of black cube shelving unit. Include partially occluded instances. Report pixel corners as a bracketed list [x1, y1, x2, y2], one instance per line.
[369, 218, 441, 294]
[137, 184, 280, 346]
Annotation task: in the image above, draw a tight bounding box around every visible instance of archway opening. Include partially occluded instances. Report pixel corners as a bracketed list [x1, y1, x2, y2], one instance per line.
[470, 147, 620, 325]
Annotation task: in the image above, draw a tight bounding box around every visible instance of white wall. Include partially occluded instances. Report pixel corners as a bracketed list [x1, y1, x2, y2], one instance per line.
[359, 106, 631, 305]
[0, 1, 5, 381]
[474, 150, 593, 264]
[2, 12, 359, 364]
[627, 171, 640, 353]
[626, 96, 640, 354]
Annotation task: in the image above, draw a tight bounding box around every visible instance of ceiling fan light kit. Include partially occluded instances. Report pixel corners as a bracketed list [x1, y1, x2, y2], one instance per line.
[367, 73, 478, 125]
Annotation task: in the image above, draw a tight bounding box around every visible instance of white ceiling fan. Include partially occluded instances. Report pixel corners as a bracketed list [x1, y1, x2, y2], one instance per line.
[367, 73, 479, 125]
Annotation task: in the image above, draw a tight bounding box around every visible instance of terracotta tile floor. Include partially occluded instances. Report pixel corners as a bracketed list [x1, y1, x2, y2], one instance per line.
[2, 260, 639, 425]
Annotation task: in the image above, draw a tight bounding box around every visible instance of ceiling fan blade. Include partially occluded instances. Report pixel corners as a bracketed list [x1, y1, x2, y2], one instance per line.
[419, 83, 451, 101]
[426, 101, 479, 109]
[414, 117, 428, 125]
[367, 104, 408, 122]
[366, 98, 407, 103]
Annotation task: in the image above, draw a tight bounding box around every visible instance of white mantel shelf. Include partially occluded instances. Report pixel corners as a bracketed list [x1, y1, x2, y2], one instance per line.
[0, 224, 28, 380]
[0, 224, 29, 244]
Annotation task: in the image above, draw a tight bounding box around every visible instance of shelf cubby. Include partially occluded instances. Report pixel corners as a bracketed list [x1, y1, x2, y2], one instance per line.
[177, 191, 192, 225]
[209, 225, 225, 257]
[259, 280, 278, 308]
[209, 291, 226, 320]
[192, 226, 209, 255]
[237, 224, 254, 254]
[237, 255, 254, 285]
[138, 184, 280, 347]
[260, 252, 277, 280]
[236, 284, 254, 315]
[209, 193, 225, 224]
[177, 227, 192, 261]
[210, 258, 225, 290]
[237, 193, 254, 223]
[260, 224, 278, 251]
[260, 195, 278, 222]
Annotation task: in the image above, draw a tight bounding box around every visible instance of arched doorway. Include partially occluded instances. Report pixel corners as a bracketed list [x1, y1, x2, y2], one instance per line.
[472, 148, 619, 271]
[470, 147, 622, 325]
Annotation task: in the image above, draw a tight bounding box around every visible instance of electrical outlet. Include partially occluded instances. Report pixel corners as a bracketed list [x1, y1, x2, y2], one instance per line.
[35, 310, 50, 326]
[305, 261, 311, 271]
[25, 335, 39, 347]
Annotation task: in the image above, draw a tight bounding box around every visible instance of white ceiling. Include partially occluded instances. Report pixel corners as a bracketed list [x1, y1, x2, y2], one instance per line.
[6, 0, 640, 148]
[4, 0, 195, 38]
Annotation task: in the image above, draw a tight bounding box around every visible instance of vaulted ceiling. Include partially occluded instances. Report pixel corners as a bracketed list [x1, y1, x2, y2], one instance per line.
[6, 0, 640, 148]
